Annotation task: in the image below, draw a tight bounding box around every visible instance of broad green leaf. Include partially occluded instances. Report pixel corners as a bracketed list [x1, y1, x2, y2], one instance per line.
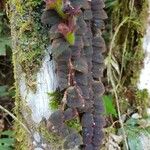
[0, 145, 13, 150]
[0, 130, 14, 137]
[0, 138, 15, 146]
[126, 118, 138, 127]
[102, 95, 117, 116]
[124, 126, 150, 150]
[128, 133, 142, 150]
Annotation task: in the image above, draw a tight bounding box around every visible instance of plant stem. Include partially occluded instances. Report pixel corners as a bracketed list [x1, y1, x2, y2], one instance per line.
[0, 105, 31, 134]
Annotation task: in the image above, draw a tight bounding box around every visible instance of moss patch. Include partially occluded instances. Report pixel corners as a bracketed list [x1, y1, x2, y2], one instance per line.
[135, 89, 149, 117]
[10, 0, 49, 91]
[9, 0, 49, 149]
[38, 121, 64, 149]
[66, 118, 82, 132]
[48, 91, 63, 111]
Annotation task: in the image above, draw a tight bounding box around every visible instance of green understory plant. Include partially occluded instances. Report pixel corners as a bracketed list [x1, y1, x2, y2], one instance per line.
[0, 130, 15, 150]
[105, 0, 148, 149]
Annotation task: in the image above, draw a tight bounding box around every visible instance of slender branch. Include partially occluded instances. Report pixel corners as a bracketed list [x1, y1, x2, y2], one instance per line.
[0, 105, 31, 134]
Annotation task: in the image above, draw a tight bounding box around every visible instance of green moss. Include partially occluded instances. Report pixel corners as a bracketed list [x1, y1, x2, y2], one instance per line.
[48, 91, 63, 111]
[13, 86, 31, 150]
[38, 122, 64, 149]
[66, 118, 82, 132]
[48, 91, 82, 131]
[9, 0, 49, 90]
[9, 0, 49, 149]
[14, 120, 29, 150]
[135, 89, 149, 117]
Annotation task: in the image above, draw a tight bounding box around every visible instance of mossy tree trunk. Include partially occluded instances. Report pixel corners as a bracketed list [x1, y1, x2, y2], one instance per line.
[9, 0, 107, 150]
[9, 1, 58, 149]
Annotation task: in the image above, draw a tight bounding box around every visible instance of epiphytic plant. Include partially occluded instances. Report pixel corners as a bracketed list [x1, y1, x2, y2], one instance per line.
[45, 0, 81, 45]
[42, 0, 107, 149]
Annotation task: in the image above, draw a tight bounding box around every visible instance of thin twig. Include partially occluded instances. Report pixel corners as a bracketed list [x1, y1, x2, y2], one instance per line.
[0, 105, 31, 134]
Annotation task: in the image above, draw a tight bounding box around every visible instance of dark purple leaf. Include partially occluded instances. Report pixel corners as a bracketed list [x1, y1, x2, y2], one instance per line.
[92, 36, 106, 48]
[93, 19, 105, 29]
[51, 39, 70, 59]
[83, 36, 92, 47]
[41, 10, 61, 26]
[57, 124, 70, 138]
[92, 53, 104, 64]
[49, 110, 64, 126]
[78, 85, 90, 99]
[84, 144, 94, 150]
[92, 9, 108, 20]
[92, 81, 105, 95]
[74, 35, 84, 48]
[91, 0, 105, 8]
[81, 112, 94, 127]
[74, 72, 88, 86]
[92, 132, 104, 146]
[83, 10, 93, 20]
[93, 127, 103, 136]
[82, 127, 93, 144]
[70, 46, 81, 58]
[49, 24, 62, 41]
[64, 108, 78, 121]
[63, 133, 82, 149]
[92, 63, 104, 79]
[66, 86, 84, 108]
[94, 115, 106, 127]
[72, 57, 88, 74]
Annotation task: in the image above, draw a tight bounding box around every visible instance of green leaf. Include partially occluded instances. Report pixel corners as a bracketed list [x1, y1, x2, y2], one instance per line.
[0, 36, 11, 56]
[66, 32, 75, 45]
[125, 118, 138, 127]
[128, 133, 142, 150]
[0, 145, 13, 150]
[0, 138, 15, 146]
[0, 86, 9, 97]
[102, 95, 117, 116]
[105, 0, 118, 9]
[0, 130, 14, 137]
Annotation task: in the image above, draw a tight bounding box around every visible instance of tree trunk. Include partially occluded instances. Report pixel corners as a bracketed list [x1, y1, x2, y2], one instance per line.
[138, 1, 150, 93]
[9, 0, 107, 149]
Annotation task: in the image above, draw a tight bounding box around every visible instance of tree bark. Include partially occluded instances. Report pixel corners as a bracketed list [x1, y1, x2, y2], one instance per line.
[9, 0, 107, 149]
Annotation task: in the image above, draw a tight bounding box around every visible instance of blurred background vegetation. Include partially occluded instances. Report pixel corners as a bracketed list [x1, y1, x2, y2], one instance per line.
[0, 1, 15, 149]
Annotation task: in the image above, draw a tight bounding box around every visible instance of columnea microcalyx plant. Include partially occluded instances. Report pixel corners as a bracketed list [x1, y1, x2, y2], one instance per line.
[41, 0, 107, 149]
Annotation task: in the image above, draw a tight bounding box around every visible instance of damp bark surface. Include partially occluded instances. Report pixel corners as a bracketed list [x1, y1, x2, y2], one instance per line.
[9, 0, 107, 149]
